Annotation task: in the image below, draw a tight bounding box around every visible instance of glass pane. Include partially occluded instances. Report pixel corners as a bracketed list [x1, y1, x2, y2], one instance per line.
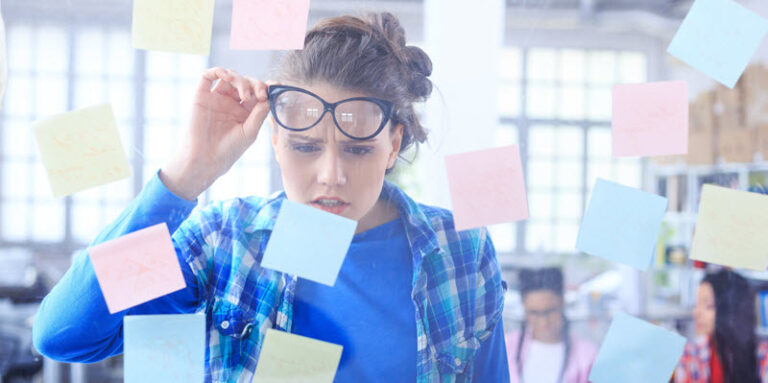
[529, 126, 555, 157]
[499, 84, 520, 117]
[145, 83, 176, 121]
[75, 28, 105, 75]
[616, 160, 642, 188]
[108, 80, 135, 120]
[34, 163, 54, 199]
[619, 52, 647, 83]
[587, 160, 612, 190]
[146, 51, 177, 79]
[8, 24, 33, 71]
[587, 50, 616, 85]
[74, 78, 105, 109]
[107, 30, 134, 77]
[35, 75, 67, 117]
[555, 126, 584, 158]
[488, 224, 515, 253]
[526, 221, 553, 253]
[558, 85, 585, 120]
[2, 201, 30, 241]
[32, 201, 65, 241]
[559, 50, 585, 84]
[556, 191, 582, 220]
[37, 26, 69, 73]
[527, 85, 556, 118]
[145, 122, 176, 159]
[500, 48, 522, 80]
[556, 161, 583, 189]
[587, 127, 612, 158]
[527, 159, 554, 189]
[72, 204, 103, 243]
[2, 161, 31, 199]
[5, 75, 32, 116]
[240, 165, 271, 197]
[528, 49, 557, 82]
[2, 119, 32, 159]
[554, 222, 579, 252]
[494, 125, 519, 147]
[528, 191, 553, 220]
[587, 87, 612, 120]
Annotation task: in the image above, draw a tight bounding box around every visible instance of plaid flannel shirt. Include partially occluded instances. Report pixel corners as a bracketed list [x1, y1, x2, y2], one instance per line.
[172, 179, 506, 382]
[673, 336, 768, 383]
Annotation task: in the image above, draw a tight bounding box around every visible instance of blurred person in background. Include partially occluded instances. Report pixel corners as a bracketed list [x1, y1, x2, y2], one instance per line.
[506, 267, 598, 383]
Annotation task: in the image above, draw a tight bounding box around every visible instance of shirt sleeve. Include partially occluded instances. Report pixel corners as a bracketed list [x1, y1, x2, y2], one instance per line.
[470, 318, 511, 382]
[32, 171, 208, 363]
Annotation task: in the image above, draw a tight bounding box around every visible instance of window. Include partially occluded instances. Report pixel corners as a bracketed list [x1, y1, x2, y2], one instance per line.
[496, 47, 647, 256]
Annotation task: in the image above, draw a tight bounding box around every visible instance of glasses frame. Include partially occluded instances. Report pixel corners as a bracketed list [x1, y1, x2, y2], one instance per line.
[268, 85, 395, 141]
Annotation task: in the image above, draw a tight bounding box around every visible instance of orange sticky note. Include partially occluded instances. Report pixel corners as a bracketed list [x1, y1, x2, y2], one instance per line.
[612, 81, 689, 157]
[445, 145, 529, 231]
[89, 223, 186, 314]
[230, 0, 311, 50]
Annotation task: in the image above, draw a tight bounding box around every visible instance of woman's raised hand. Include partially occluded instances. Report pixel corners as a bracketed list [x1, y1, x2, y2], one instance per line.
[160, 67, 272, 201]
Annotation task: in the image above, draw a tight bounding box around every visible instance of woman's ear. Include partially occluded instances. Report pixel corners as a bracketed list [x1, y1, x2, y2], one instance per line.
[387, 124, 404, 168]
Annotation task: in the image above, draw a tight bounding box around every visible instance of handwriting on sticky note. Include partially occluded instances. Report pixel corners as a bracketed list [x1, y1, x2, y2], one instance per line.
[124, 314, 205, 383]
[667, 0, 768, 88]
[576, 179, 668, 271]
[89, 223, 186, 314]
[691, 184, 768, 270]
[253, 329, 343, 383]
[132, 0, 215, 55]
[33, 103, 131, 197]
[612, 81, 689, 157]
[261, 200, 357, 286]
[230, 0, 311, 50]
[589, 312, 686, 383]
[445, 145, 529, 231]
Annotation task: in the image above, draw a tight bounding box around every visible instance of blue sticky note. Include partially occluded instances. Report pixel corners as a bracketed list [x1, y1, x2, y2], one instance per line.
[261, 200, 357, 286]
[124, 314, 205, 383]
[667, 0, 768, 88]
[590, 312, 686, 383]
[576, 179, 668, 271]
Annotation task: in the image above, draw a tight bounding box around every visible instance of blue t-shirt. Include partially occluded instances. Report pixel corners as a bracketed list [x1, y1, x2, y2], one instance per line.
[292, 218, 509, 382]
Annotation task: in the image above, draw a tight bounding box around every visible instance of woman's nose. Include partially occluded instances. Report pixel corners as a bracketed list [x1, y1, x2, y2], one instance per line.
[316, 149, 347, 186]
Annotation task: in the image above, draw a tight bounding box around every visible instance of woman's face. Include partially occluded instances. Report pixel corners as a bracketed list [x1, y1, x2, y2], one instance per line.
[271, 81, 403, 233]
[693, 282, 716, 336]
[523, 290, 564, 343]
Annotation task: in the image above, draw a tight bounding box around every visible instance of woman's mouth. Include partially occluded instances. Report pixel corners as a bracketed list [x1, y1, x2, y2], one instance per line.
[311, 197, 350, 214]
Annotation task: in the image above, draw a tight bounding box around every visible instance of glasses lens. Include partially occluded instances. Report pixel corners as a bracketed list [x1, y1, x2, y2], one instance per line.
[334, 100, 385, 138]
[274, 90, 324, 129]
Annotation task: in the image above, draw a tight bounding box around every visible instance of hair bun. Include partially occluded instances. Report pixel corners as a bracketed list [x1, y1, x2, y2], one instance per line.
[403, 46, 433, 99]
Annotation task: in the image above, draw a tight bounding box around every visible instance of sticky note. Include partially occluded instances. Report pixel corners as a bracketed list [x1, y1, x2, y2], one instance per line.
[124, 314, 205, 383]
[576, 179, 668, 270]
[132, 0, 215, 55]
[445, 145, 529, 231]
[691, 184, 768, 270]
[667, 0, 768, 88]
[253, 329, 343, 383]
[89, 223, 186, 314]
[33, 103, 131, 197]
[590, 312, 686, 383]
[230, 0, 311, 50]
[612, 81, 689, 157]
[261, 200, 357, 286]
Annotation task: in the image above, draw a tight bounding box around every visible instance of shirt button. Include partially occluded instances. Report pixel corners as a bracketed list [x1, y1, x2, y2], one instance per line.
[221, 320, 230, 329]
[454, 357, 462, 366]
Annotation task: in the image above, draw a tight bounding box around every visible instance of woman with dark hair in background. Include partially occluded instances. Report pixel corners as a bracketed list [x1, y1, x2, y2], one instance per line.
[674, 269, 768, 383]
[506, 267, 597, 383]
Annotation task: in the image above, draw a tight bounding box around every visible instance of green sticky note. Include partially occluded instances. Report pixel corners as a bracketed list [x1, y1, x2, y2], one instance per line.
[132, 0, 215, 55]
[33, 104, 131, 197]
[254, 329, 343, 383]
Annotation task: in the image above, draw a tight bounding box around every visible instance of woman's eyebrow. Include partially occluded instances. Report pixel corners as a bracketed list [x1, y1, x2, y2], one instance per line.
[287, 134, 323, 143]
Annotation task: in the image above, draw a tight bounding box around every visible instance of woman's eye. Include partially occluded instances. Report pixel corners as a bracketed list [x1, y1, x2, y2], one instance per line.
[345, 146, 372, 155]
[292, 144, 320, 153]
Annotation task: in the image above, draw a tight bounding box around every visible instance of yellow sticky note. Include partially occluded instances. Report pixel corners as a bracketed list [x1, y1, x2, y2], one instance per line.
[691, 184, 768, 270]
[132, 0, 215, 56]
[33, 104, 131, 197]
[253, 329, 343, 383]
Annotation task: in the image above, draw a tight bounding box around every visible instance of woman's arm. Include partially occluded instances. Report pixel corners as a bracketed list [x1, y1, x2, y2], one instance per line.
[32, 171, 204, 363]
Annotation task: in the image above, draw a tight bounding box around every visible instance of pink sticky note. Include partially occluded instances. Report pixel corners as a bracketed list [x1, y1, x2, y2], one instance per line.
[612, 81, 689, 157]
[230, 0, 311, 50]
[445, 145, 529, 231]
[89, 223, 186, 314]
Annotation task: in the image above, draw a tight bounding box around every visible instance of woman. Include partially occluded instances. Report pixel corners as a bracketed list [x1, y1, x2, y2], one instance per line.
[506, 267, 597, 383]
[32, 13, 509, 382]
[674, 269, 768, 383]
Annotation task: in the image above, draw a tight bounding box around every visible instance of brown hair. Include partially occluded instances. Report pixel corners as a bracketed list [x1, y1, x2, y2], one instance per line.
[277, 12, 433, 154]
